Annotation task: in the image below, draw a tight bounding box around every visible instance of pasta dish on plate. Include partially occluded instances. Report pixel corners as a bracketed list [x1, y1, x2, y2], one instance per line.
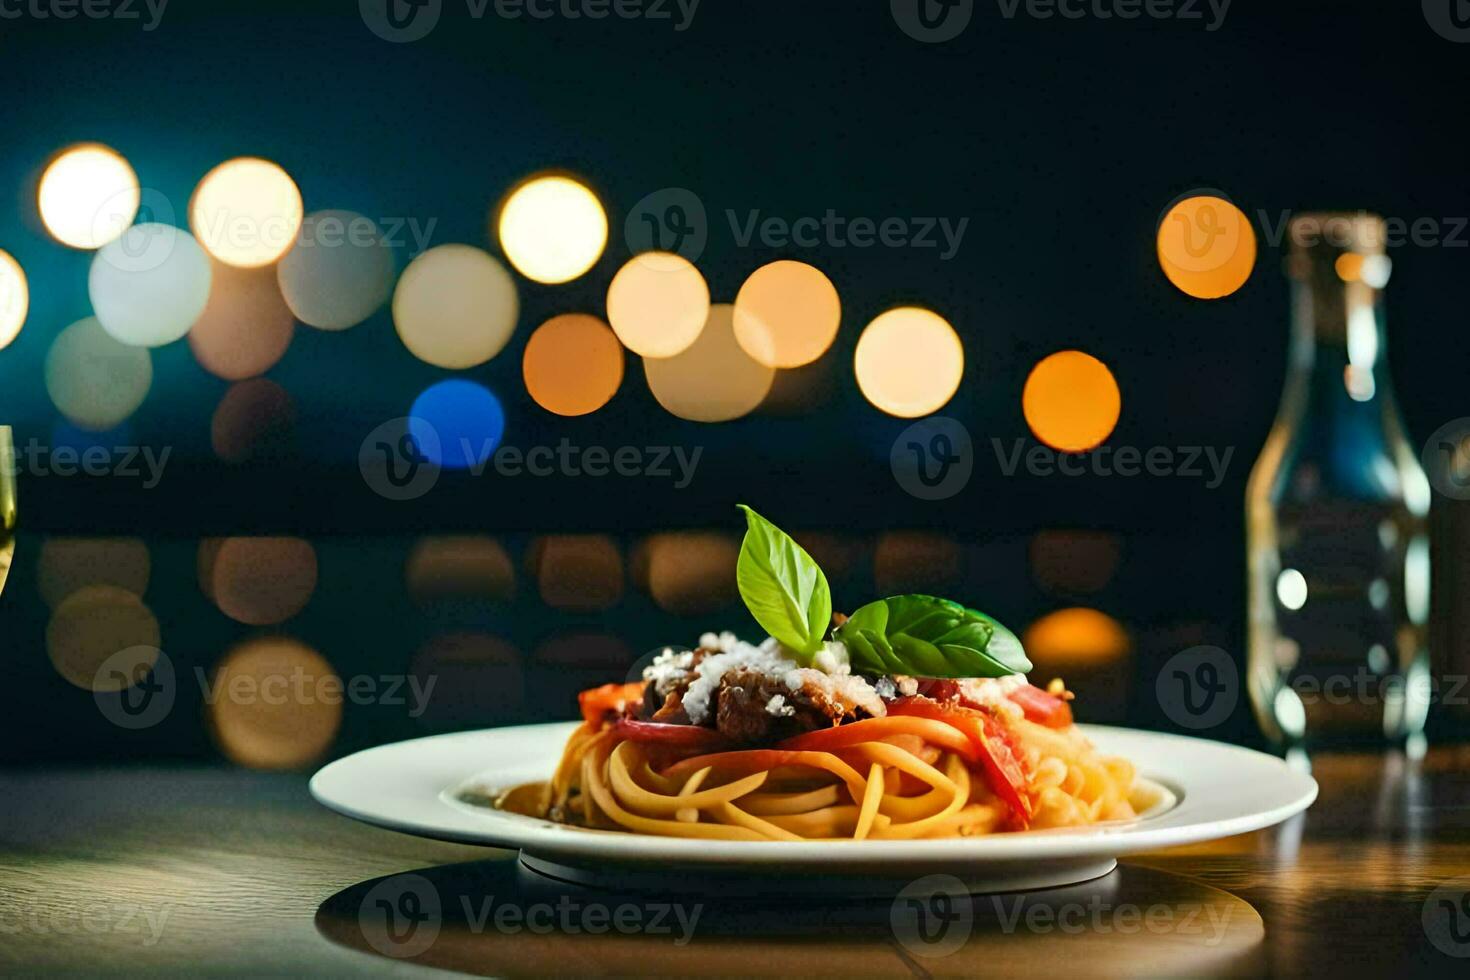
[508, 506, 1145, 842]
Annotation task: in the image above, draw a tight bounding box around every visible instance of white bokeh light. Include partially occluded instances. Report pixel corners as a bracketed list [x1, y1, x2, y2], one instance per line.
[89, 223, 213, 347]
[38, 143, 141, 250]
[393, 244, 519, 368]
[277, 210, 395, 330]
[190, 157, 304, 268]
[1276, 568, 1308, 611]
[45, 317, 154, 430]
[497, 175, 608, 284]
[0, 249, 27, 350]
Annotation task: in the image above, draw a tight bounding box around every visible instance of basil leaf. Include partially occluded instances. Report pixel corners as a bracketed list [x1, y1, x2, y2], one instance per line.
[735, 504, 832, 659]
[835, 594, 1031, 678]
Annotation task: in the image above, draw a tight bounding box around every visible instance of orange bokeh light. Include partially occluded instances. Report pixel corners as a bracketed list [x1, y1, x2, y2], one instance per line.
[1334, 252, 1364, 282]
[188, 260, 295, 381]
[605, 252, 710, 358]
[1022, 350, 1121, 452]
[530, 535, 624, 612]
[732, 260, 841, 369]
[644, 304, 775, 423]
[211, 379, 296, 463]
[1023, 608, 1130, 666]
[208, 637, 340, 769]
[522, 313, 624, 416]
[1156, 194, 1256, 299]
[203, 536, 317, 625]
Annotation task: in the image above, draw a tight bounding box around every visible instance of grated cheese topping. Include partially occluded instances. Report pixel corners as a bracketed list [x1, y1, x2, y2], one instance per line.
[677, 637, 799, 725]
[956, 675, 1027, 722]
[644, 647, 698, 698]
[641, 632, 886, 725]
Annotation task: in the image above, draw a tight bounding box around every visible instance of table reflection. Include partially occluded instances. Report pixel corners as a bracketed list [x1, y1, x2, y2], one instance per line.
[315, 861, 1263, 978]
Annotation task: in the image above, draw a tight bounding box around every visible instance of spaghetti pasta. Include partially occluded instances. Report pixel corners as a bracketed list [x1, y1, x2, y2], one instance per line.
[536, 681, 1141, 841]
[516, 508, 1143, 842]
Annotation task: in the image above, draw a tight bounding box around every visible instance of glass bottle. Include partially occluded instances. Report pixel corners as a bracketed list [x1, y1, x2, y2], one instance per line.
[1246, 213, 1431, 750]
[0, 426, 14, 598]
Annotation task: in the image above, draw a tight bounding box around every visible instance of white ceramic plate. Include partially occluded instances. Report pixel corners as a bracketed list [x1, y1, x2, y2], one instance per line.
[311, 722, 1317, 894]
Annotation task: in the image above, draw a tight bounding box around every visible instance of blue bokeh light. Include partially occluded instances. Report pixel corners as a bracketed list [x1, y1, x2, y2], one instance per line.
[409, 380, 505, 471]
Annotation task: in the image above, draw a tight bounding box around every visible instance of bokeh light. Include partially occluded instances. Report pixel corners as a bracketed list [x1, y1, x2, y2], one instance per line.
[535, 633, 632, 673]
[89, 223, 213, 347]
[874, 531, 963, 594]
[276, 209, 395, 330]
[190, 157, 304, 268]
[45, 317, 153, 431]
[1277, 567, 1308, 611]
[410, 634, 524, 724]
[393, 244, 519, 368]
[497, 174, 608, 284]
[606, 251, 710, 358]
[1156, 194, 1256, 299]
[196, 539, 223, 603]
[1022, 350, 1121, 452]
[207, 638, 340, 769]
[853, 307, 964, 417]
[405, 536, 516, 603]
[732, 260, 841, 368]
[211, 378, 295, 463]
[522, 313, 624, 416]
[188, 260, 294, 380]
[38, 537, 150, 608]
[530, 535, 624, 611]
[644, 303, 775, 422]
[635, 531, 739, 615]
[1023, 608, 1130, 666]
[204, 537, 317, 625]
[38, 143, 140, 250]
[1029, 529, 1122, 595]
[46, 585, 161, 691]
[793, 532, 866, 582]
[1335, 252, 1364, 283]
[0, 249, 28, 350]
[409, 380, 505, 470]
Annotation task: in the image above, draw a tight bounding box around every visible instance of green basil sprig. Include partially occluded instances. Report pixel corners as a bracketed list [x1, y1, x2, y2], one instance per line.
[834, 594, 1031, 678]
[735, 504, 832, 661]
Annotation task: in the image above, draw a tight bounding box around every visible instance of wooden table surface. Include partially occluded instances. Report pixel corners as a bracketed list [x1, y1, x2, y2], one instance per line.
[2, 747, 1467, 978]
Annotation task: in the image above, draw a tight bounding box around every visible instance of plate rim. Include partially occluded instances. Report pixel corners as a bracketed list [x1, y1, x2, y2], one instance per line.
[310, 721, 1318, 863]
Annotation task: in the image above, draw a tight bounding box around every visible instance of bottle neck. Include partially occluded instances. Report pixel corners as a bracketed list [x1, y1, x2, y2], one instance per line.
[1289, 270, 1389, 403]
[1285, 213, 1394, 396]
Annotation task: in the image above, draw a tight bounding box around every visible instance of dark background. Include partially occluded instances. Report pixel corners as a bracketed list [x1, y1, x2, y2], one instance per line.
[1, 0, 1468, 764]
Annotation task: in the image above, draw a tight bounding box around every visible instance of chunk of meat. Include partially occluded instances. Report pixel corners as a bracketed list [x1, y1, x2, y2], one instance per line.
[639, 646, 711, 724]
[647, 686, 691, 725]
[714, 668, 868, 743]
